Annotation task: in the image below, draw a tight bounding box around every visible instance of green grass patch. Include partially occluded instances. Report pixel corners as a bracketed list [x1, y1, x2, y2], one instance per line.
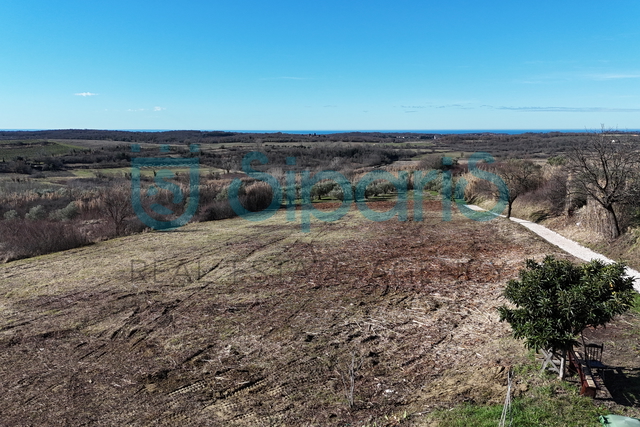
[0, 140, 85, 160]
[427, 383, 607, 427]
[426, 364, 608, 427]
[68, 169, 97, 178]
[69, 166, 224, 178]
[631, 293, 640, 316]
[0, 178, 66, 195]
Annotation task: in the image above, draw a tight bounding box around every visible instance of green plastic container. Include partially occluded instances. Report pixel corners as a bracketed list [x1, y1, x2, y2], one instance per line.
[600, 415, 640, 426]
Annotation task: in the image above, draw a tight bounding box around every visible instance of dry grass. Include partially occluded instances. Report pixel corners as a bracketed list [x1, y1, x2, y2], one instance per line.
[0, 202, 582, 426]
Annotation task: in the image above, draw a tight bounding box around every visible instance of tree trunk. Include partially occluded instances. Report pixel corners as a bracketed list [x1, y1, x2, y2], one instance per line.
[605, 206, 621, 238]
[559, 348, 566, 380]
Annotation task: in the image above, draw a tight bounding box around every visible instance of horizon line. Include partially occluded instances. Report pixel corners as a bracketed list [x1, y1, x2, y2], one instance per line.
[2, 128, 637, 134]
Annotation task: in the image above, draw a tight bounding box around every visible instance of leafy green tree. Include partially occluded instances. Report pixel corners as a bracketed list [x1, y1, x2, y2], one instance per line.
[310, 180, 337, 200]
[498, 256, 636, 378]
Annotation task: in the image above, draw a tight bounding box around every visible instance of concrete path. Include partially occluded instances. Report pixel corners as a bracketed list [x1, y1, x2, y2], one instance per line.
[465, 205, 640, 292]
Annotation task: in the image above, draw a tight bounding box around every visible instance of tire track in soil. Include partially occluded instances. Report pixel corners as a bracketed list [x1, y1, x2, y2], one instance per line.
[3, 204, 547, 425]
[145, 357, 325, 426]
[125, 231, 240, 286]
[119, 232, 313, 366]
[142, 229, 306, 309]
[151, 226, 330, 331]
[81, 230, 310, 388]
[0, 280, 115, 335]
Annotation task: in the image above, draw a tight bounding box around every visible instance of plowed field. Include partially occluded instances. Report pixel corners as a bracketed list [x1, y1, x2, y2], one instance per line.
[0, 201, 578, 426]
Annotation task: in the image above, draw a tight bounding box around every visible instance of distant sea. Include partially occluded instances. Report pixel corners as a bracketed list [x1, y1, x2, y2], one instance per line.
[2, 129, 639, 134]
[225, 129, 613, 135]
[119, 129, 636, 134]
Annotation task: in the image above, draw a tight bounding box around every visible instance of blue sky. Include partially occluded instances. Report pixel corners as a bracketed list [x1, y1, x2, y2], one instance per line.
[1, 0, 640, 131]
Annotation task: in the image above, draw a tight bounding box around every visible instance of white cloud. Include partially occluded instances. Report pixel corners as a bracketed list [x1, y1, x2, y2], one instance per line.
[519, 72, 640, 84]
[587, 73, 640, 80]
[259, 76, 311, 81]
[494, 106, 640, 113]
[75, 92, 98, 97]
[126, 106, 165, 112]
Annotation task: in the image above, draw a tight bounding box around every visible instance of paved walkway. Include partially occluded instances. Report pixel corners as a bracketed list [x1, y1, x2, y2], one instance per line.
[465, 205, 640, 292]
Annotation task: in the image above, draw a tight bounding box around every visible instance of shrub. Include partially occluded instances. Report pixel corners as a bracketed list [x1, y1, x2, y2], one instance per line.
[498, 255, 636, 378]
[458, 171, 490, 203]
[25, 205, 47, 220]
[122, 217, 148, 234]
[198, 182, 226, 206]
[3, 210, 18, 220]
[0, 219, 91, 262]
[418, 154, 458, 171]
[517, 167, 568, 218]
[241, 181, 274, 212]
[199, 200, 238, 221]
[547, 155, 566, 166]
[199, 180, 275, 221]
[49, 201, 79, 221]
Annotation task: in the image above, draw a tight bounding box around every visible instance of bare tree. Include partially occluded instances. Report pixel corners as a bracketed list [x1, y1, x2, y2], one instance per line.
[100, 185, 134, 236]
[494, 159, 543, 218]
[219, 157, 237, 175]
[568, 127, 640, 238]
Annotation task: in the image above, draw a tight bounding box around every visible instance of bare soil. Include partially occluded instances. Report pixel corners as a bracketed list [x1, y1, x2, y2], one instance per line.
[0, 202, 596, 426]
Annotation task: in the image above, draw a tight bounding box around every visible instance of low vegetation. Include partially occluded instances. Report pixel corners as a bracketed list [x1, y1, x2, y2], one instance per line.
[426, 366, 608, 427]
